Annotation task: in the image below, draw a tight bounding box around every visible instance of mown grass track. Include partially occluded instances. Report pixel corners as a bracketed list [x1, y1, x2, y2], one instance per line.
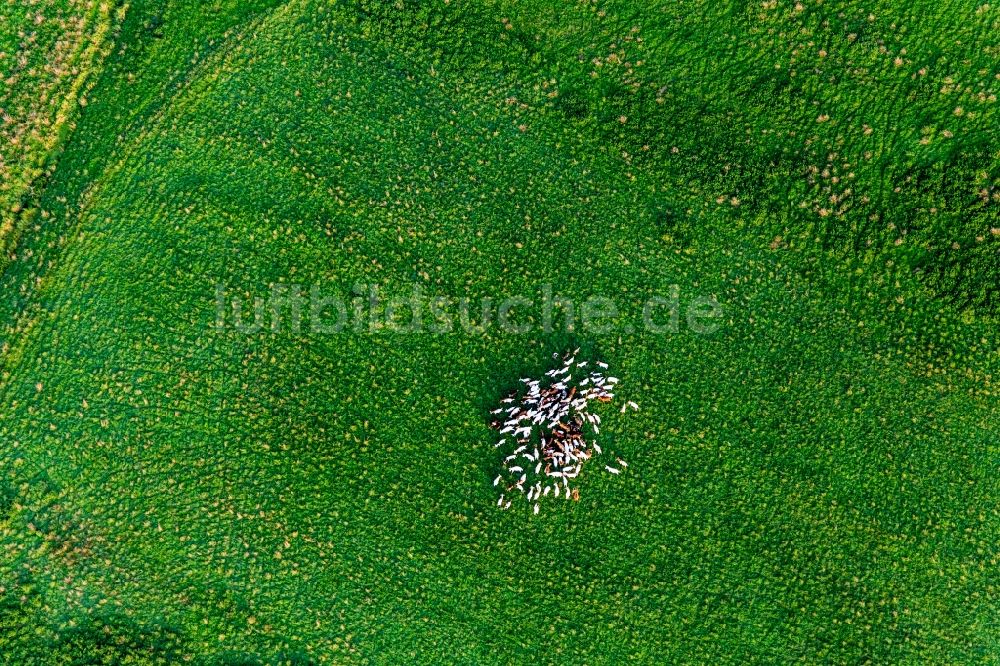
[0, 0, 997, 663]
[0, 0, 123, 274]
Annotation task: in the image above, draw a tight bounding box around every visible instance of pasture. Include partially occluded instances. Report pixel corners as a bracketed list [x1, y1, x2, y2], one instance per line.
[0, 1, 996, 663]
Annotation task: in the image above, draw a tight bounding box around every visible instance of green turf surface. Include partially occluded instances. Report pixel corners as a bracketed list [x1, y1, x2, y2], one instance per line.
[0, 0, 121, 270]
[1, 0, 997, 663]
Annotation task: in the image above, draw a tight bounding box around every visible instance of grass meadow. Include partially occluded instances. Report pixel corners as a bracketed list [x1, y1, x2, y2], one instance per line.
[0, 0, 997, 663]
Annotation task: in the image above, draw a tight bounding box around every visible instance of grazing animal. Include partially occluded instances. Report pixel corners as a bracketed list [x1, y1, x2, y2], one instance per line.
[491, 352, 634, 511]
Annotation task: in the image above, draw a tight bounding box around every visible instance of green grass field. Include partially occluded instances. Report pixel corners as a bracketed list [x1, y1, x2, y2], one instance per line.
[1, 0, 997, 663]
[0, 0, 121, 270]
